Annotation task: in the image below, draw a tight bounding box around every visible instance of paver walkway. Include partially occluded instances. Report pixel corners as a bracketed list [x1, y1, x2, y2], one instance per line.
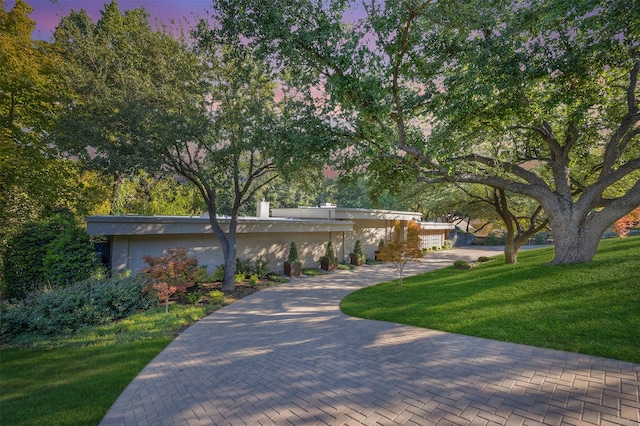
[101, 248, 640, 426]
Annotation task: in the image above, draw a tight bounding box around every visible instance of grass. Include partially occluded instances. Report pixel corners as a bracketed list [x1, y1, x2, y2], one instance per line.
[341, 237, 640, 364]
[0, 304, 219, 425]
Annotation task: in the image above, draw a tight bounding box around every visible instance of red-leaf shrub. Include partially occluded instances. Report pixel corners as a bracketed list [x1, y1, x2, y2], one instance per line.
[141, 247, 199, 313]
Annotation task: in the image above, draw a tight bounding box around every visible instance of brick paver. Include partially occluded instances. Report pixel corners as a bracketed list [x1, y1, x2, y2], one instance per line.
[100, 248, 640, 426]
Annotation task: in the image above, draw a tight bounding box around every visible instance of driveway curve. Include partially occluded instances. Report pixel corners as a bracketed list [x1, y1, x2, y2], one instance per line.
[101, 248, 640, 426]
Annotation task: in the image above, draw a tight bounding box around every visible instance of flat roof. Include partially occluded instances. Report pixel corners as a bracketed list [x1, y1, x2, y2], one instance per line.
[271, 206, 422, 221]
[85, 215, 354, 236]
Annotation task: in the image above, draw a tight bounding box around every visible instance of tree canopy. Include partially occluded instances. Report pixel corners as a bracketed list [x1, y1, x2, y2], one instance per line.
[213, 0, 640, 264]
[53, 2, 338, 290]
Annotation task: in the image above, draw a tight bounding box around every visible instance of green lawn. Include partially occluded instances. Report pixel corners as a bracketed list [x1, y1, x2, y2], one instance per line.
[341, 237, 640, 364]
[0, 304, 211, 426]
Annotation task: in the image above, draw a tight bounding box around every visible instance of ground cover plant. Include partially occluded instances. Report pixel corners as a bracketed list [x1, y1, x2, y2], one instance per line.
[341, 237, 640, 364]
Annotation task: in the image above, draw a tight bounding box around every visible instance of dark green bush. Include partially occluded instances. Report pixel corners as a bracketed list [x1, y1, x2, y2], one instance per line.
[235, 258, 252, 277]
[212, 265, 225, 281]
[1, 212, 102, 300]
[483, 233, 506, 245]
[478, 256, 492, 263]
[251, 255, 271, 278]
[453, 260, 470, 270]
[0, 276, 156, 340]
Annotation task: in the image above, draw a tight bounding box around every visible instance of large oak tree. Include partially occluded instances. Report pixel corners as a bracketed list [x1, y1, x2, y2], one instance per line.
[214, 0, 640, 264]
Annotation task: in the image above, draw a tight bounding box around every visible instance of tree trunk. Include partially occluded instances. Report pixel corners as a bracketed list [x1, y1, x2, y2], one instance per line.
[504, 237, 518, 264]
[221, 248, 236, 293]
[549, 227, 602, 264]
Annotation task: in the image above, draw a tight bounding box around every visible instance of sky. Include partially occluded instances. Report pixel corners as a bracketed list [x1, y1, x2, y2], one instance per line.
[7, 0, 214, 39]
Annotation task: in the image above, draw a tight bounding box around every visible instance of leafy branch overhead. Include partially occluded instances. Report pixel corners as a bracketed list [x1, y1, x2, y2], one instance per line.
[213, 0, 640, 265]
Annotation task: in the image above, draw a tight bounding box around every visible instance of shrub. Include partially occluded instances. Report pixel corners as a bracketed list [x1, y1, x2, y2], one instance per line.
[141, 248, 199, 313]
[193, 266, 212, 284]
[84, 276, 157, 319]
[235, 258, 252, 277]
[478, 256, 492, 263]
[286, 242, 300, 264]
[443, 239, 454, 249]
[325, 241, 336, 265]
[212, 265, 225, 281]
[42, 226, 103, 287]
[353, 240, 363, 256]
[432, 245, 439, 251]
[251, 255, 271, 278]
[208, 290, 224, 304]
[1, 212, 103, 300]
[0, 276, 156, 340]
[249, 274, 259, 287]
[187, 291, 202, 305]
[234, 273, 245, 284]
[453, 260, 471, 269]
[484, 233, 505, 245]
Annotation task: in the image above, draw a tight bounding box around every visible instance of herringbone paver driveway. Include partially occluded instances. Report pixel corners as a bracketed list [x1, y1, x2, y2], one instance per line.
[101, 248, 640, 426]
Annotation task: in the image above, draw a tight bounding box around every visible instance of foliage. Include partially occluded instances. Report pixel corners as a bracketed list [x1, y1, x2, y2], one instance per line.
[251, 255, 271, 278]
[208, 290, 225, 304]
[453, 260, 470, 270]
[320, 241, 337, 270]
[378, 221, 424, 287]
[443, 240, 454, 249]
[235, 258, 252, 277]
[53, 2, 338, 293]
[110, 172, 207, 216]
[249, 274, 259, 287]
[477, 256, 492, 263]
[234, 273, 245, 284]
[0, 276, 156, 340]
[342, 238, 640, 364]
[186, 291, 202, 305]
[1, 211, 103, 299]
[141, 247, 199, 313]
[612, 207, 640, 237]
[0, 1, 71, 239]
[353, 240, 363, 256]
[350, 240, 366, 265]
[214, 0, 640, 265]
[286, 241, 301, 265]
[208, 266, 223, 282]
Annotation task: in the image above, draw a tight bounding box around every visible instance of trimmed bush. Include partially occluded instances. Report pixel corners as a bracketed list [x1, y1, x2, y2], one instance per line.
[478, 256, 492, 263]
[453, 260, 471, 270]
[443, 239, 454, 249]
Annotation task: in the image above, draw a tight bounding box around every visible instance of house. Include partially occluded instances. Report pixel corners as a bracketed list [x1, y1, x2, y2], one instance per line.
[85, 202, 454, 275]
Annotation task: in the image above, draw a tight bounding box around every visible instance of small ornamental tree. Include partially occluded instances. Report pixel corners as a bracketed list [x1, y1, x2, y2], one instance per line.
[378, 221, 423, 288]
[612, 207, 640, 238]
[141, 247, 199, 313]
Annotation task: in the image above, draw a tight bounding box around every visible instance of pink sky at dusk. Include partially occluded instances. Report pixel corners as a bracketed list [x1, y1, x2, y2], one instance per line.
[7, 0, 368, 40]
[7, 0, 213, 39]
